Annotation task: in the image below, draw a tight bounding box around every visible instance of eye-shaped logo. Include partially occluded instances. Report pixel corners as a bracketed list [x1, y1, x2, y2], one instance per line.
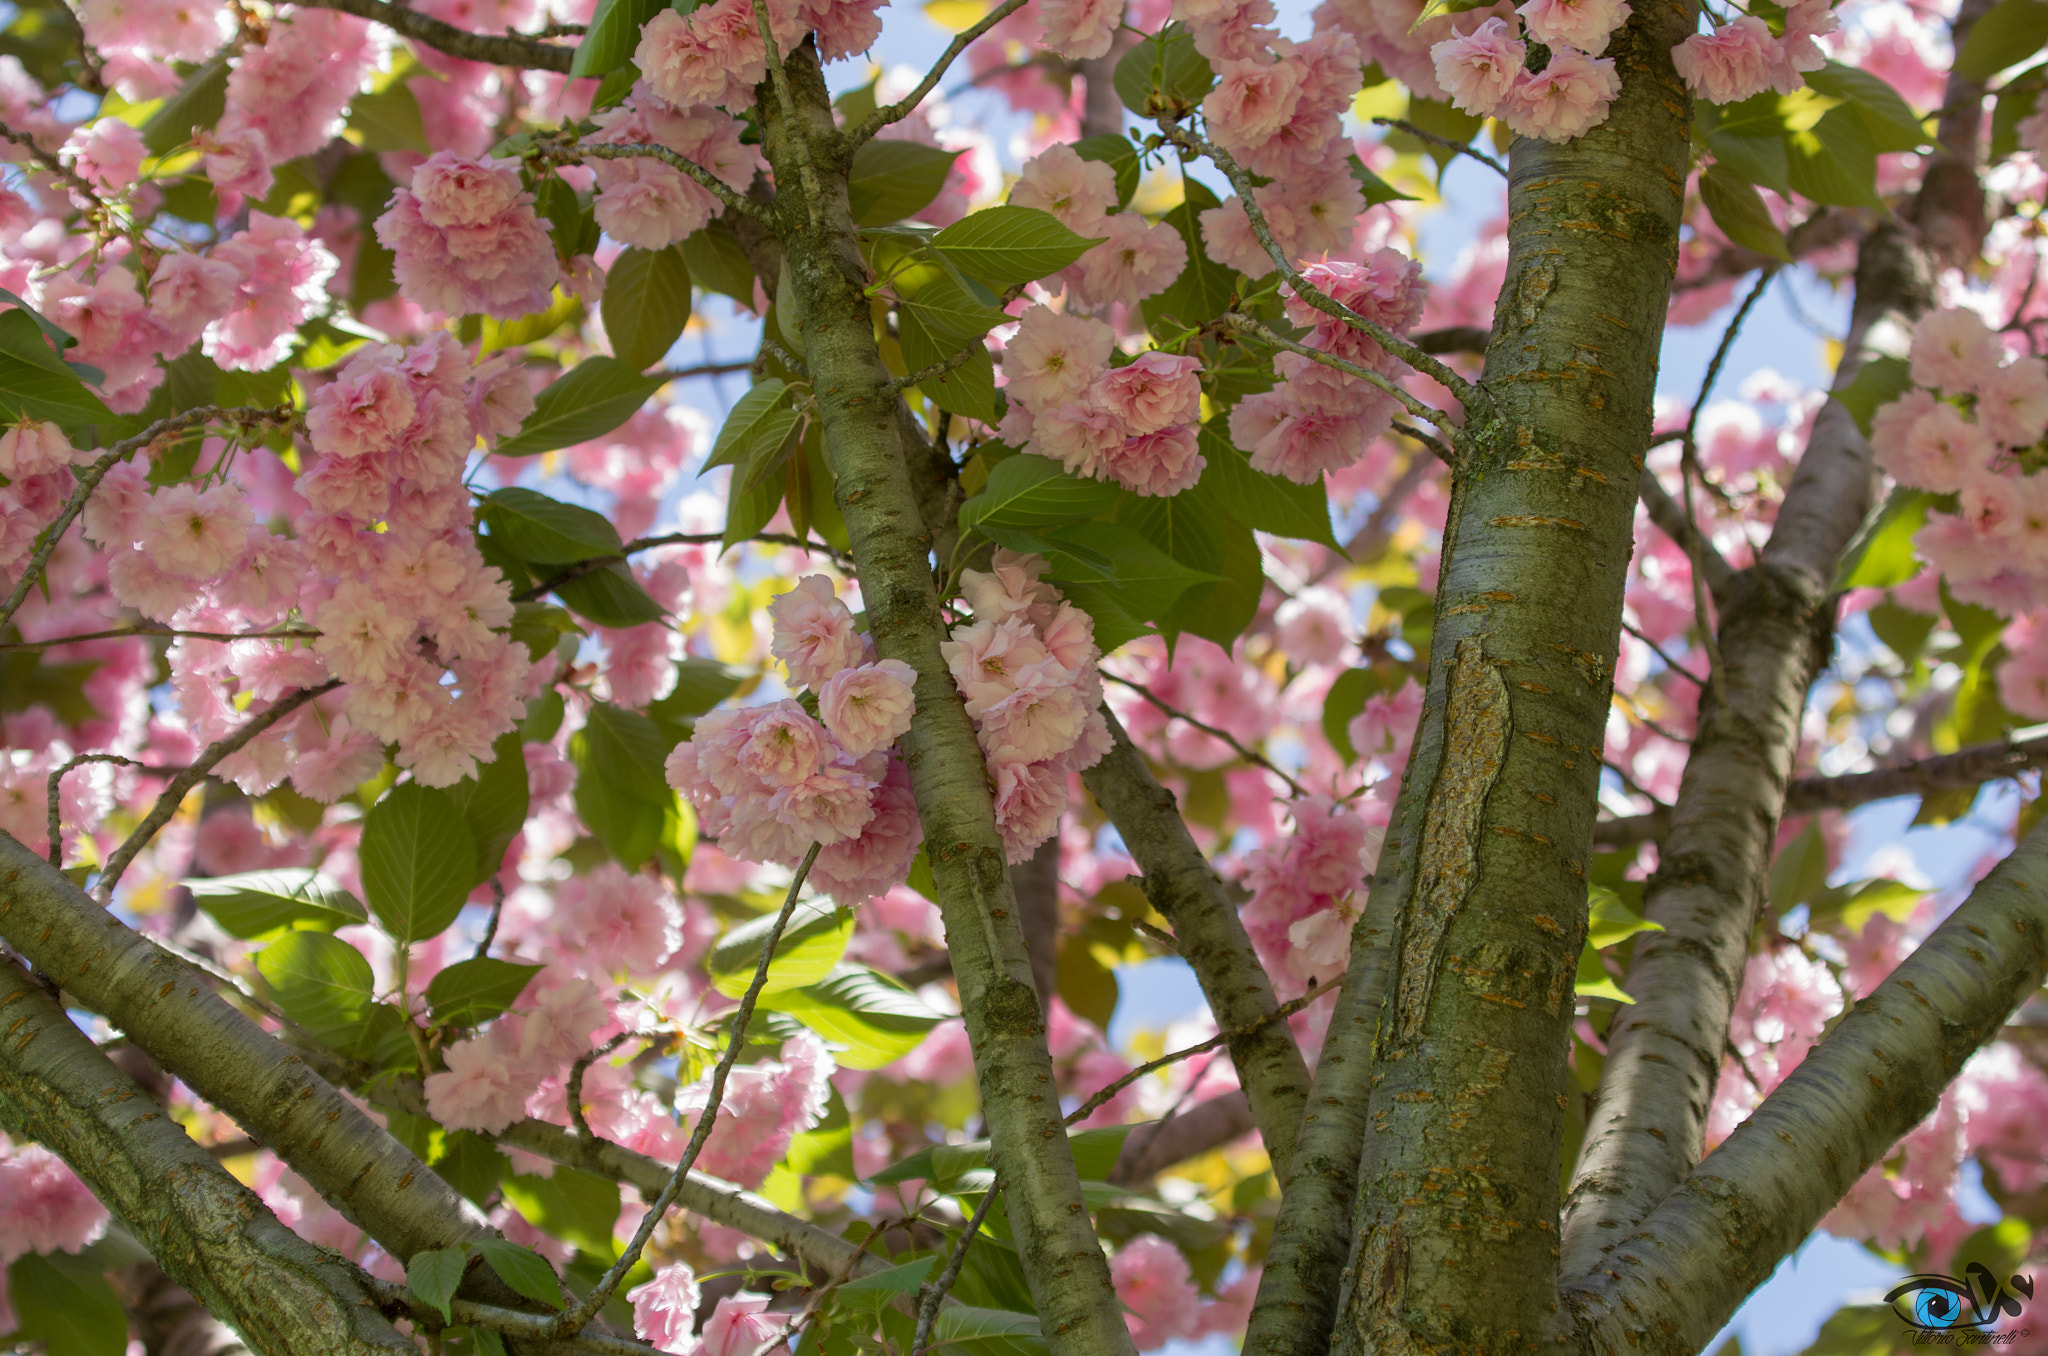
[1885, 1265, 2035, 1332]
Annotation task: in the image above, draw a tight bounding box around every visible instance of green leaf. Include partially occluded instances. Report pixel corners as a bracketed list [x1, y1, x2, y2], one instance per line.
[1322, 667, 1384, 763]
[556, 563, 667, 627]
[1142, 176, 1238, 329]
[838, 1256, 937, 1299]
[785, 1084, 856, 1178]
[934, 206, 1102, 287]
[900, 309, 997, 424]
[1834, 486, 1929, 591]
[1707, 129, 1792, 199]
[1349, 155, 1419, 207]
[1118, 481, 1260, 648]
[571, 0, 667, 78]
[141, 56, 228, 154]
[848, 140, 962, 226]
[931, 1304, 1049, 1356]
[256, 931, 376, 1047]
[709, 897, 853, 997]
[477, 1239, 565, 1309]
[360, 783, 477, 943]
[1786, 107, 1882, 209]
[484, 487, 625, 564]
[1699, 165, 1791, 263]
[680, 221, 758, 305]
[571, 702, 672, 802]
[648, 656, 746, 724]
[602, 245, 692, 371]
[493, 357, 666, 457]
[535, 175, 586, 258]
[406, 1246, 471, 1324]
[1955, 0, 2048, 80]
[1574, 943, 1634, 1005]
[1073, 134, 1139, 207]
[1585, 887, 1663, 949]
[442, 730, 530, 885]
[500, 1168, 623, 1254]
[1112, 23, 1215, 119]
[427, 957, 544, 1029]
[769, 964, 946, 1069]
[720, 455, 786, 554]
[183, 868, 367, 939]
[346, 81, 430, 153]
[705, 378, 797, 474]
[1994, 64, 2048, 161]
[12, 1252, 127, 1356]
[958, 450, 1121, 533]
[0, 331, 117, 432]
[1036, 519, 1221, 623]
[1196, 423, 1339, 548]
[1802, 61, 1927, 153]
[1832, 354, 1913, 437]
[898, 272, 1010, 344]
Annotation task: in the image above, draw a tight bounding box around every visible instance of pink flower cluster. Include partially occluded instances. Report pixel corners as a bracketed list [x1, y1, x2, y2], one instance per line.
[1430, 11, 1621, 144]
[667, 575, 924, 904]
[1672, 0, 1837, 107]
[1192, 26, 1371, 275]
[0, 421, 87, 579]
[1227, 250, 1426, 484]
[376, 152, 560, 321]
[939, 550, 1111, 862]
[675, 1028, 835, 1186]
[999, 307, 1207, 496]
[1240, 795, 1382, 998]
[1110, 1236, 1254, 1351]
[1009, 145, 1188, 313]
[1865, 308, 2048, 621]
[425, 975, 613, 1134]
[588, 96, 764, 251]
[634, 0, 885, 111]
[203, 10, 381, 204]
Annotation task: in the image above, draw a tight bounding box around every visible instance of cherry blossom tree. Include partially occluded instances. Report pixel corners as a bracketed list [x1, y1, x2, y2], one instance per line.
[0, 0, 2045, 1351]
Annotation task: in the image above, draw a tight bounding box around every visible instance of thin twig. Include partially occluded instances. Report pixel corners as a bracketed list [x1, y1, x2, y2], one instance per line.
[1620, 621, 1704, 689]
[1156, 122, 1487, 417]
[1100, 673, 1308, 799]
[474, 876, 506, 960]
[1391, 420, 1453, 466]
[550, 841, 824, 1337]
[0, 121, 101, 203]
[1060, 978, 1342, 1129]
[848, 0, 1033, 146]
[0, 406, 294, 629]
[1601, 758, 1672, 815]
[760, 335, 810, 377]
[665, 360, 758, 381]
[541, 139, 773, 229]
[295, 0, 576, 69]
[46, 754, 144, 866]
[910, 1180, 1003, 1356]
[1370, 116, 1505, 177]
[93, 681, 341, 903]
[567, 1030, 636, 1139]
[0, 625, 316, 652]
[1223, 312, 1453, 435]
[888, 341, 987, 395]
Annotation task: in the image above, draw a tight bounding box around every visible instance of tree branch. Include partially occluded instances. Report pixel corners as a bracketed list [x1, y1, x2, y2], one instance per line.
[0, 406, 295, 630]
[1566, 817, 2048, 1353]
[0, 832, 512, 1270]
[1220, 312, 1458, 447]
[296, 0, 575, 69]
[1108, 1091, 1254, 1185]
[847, 0, 1032, 146]
[0, 960, 418, 1356]
[1079, 711, 1311, 1184]
[1370, 116, 1504, 176]
[1638, 471, 1736, 603]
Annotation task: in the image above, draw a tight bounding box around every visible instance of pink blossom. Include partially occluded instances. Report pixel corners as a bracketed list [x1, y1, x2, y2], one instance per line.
[424, 1029, 535, 1133]
[1517, 0, 1627, 54]
[0, 421, 73, 480]
[1205, 56, 1307, 152]
[629, 1263, 702, 1354]
[767, 762, 881, 846]
[1498, 47, 1622, 143]
[1275, 586, 1352, 664]
[1672, 17, 1775, 104]
[1976, 356, 2048, 448]
[1029, 398, 1125, 480]
[961, 550, 1057, 621]
[696, 1295, 792, 1356]
[819, 659, 918, 756]
[679, 1031, 833, 1187]
[81, 457, 150, 546]
[205, 212, 339, 372]
[1111, 1237, 1203, 1351]
[0, 1145, 108, 1254]
[1102, 426, 1206, 496]
[767, 575, 865, 689]
[307, 348, 420, 460]
[138, 483, 254, 581]
[1009, 147, 1119, 238]
[1068, 213, 1189, 312]
[1771, 0, 1836, 91]
[634, 0, 766, 111]
[943, 615, 1058, 714]
[512, 977, 610, 1065]
[375, 152, 560, 320]
[993, 757, 1067, 863]
[1431, 18, 1527, 117]
[1040, 0, 1120, 58]
[63, 119, 146, 196]
[1909, 308, 2003, 396]
[974, 663, 1090, 764]
[1003, 305, 1115, 410]
[148, 252, 241, 348]
[737, 700, 834, 787]
[1871, 399, 1993, 494]
[808, 757, 924, 904]
[1096, 352, 1203, 436]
